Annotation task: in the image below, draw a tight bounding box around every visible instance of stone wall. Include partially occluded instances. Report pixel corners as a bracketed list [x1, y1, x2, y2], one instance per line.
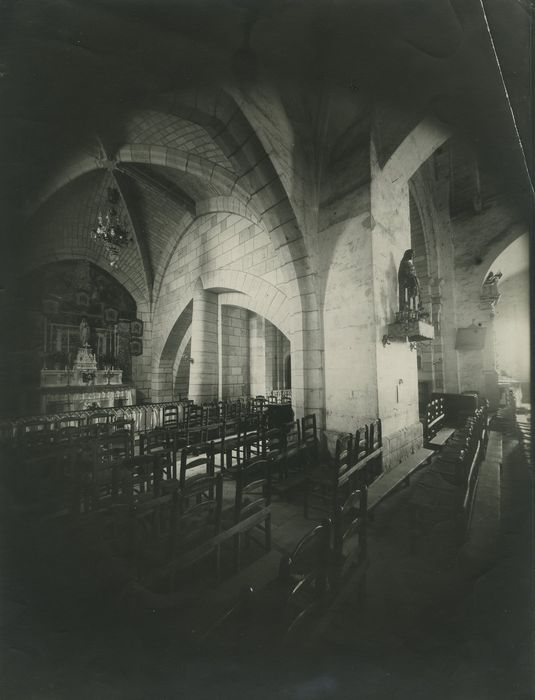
[494, 270, 530, 383]
[221, 305, 249, 399]
[265, 320, 290, 392]
[151, 209, 295, 402]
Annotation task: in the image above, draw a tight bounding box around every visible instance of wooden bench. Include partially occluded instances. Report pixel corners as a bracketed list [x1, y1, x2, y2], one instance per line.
[367, 447, 434, 515]
[424, 396, 450, 448]
[427, 426, 456, 449]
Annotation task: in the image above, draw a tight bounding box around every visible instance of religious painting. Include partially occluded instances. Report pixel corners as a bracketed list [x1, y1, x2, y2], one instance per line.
[129, 338, 143, 356]
[130, 319, 143, 337]
[75, 290, 90, 308]
[117, 320, 131, 334]
[104, 307, 118, 323]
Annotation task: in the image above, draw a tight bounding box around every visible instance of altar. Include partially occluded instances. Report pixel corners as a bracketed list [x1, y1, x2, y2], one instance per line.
[39, 345, 134, 413]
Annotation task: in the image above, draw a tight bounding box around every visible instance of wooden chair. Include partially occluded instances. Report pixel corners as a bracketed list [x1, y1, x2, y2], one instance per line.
[179, 444, 215, 493]
[140, 428, 177, 482]
[162, 404, 181, 431]
[83, 433, 134, 505]
[301, 414, 320, 469]
[222, 428, 262, 477]
[230, 456, 272, 571]
[84, 414, 111, 438]
[168, 473, 224, 588]
[332, 487, 368, 594]
[260, 426, 285, 479]
[303, 433, 353, 519]
[279, 420, 306, 482]
[279, 520, 331, 641]
[17, 420, 54, 450]
[367, 419, 383, 481]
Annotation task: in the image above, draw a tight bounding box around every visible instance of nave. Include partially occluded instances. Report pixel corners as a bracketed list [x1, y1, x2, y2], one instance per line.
[1, 393, 530, 699]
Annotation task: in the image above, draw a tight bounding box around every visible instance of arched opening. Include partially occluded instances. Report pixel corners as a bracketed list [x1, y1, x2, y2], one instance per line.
[18, 259, 138, 415]
[167, 301, 291, 403]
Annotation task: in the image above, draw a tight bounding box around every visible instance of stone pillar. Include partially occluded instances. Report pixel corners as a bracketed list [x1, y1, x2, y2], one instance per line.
[189, 285, 219, 404]
[249, 313, 266, 396]
[265, 320, 278, 392]
[370, 140, 423, 469]
[321, 188, 379, 441]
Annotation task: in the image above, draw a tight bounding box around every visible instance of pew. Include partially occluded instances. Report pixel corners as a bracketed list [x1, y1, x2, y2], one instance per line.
[366, 447, 434, 516]
[424, 396, 455, 449]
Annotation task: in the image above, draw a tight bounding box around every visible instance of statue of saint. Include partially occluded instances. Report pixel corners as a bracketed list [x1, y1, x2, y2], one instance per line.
[79, 317, 90, 346]
[398, 249, 420, 311]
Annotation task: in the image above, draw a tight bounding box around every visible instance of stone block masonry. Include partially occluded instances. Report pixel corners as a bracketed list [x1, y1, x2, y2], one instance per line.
[221, 305, 249, 399]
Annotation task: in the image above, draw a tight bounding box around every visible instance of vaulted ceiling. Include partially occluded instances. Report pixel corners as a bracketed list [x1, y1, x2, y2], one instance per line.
[1, 0, 532, 299]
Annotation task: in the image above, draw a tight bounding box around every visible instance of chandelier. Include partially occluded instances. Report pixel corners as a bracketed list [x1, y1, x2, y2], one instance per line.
[90, 187, 131, 267]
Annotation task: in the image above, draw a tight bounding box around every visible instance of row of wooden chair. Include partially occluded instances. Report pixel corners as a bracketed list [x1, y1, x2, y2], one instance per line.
[304, 418, 382, 518]
[408, 404, 489, 544]
[62, 442, 278, 590]
[202, 485, 368, 646]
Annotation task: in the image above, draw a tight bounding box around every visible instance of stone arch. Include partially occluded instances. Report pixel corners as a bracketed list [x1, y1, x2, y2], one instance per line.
[30, 87, 322, 418]
[203, 270, 291, 335]
[172, 326, 192, 401]
[152, 87, 323, 419]
[20, 250, 148, 315]
[380, 116, 451, 184]
[152, 196, 264, 305]
[154, 269, 291, 402]
[479, 223, 528, 288]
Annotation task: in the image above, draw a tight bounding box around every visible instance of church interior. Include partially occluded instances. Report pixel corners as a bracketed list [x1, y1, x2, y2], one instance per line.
[0, 1, 532, 698]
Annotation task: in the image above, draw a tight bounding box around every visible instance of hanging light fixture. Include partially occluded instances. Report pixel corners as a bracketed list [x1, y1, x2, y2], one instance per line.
[90, 187, 131, 267]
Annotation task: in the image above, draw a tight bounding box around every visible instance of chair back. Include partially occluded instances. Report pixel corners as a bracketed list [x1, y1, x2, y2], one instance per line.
[162, 404, 180, 430]
[261, 426, 284, 459]
[333, 433, 353, 481]
[123, 454, 160, 497]
[352, 425, 368, 465]
[281, 520, 331, 639]
[368, 419, 382, 453]
[234, 457, 272, 521]
[301, 414, 318, 446]
[87, 412, 111, 425]
[333, 487, 368, 566]
[179, 445, 215, 490]
[284, 420, 301, 450]
[175, 473, 223, 551]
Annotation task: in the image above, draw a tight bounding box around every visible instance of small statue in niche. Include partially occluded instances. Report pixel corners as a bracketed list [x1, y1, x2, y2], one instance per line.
[79, 317, 90, 347]
[398, 249, 421, 312]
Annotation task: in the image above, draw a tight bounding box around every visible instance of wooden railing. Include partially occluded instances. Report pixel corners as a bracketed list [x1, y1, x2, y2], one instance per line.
[0, 392, 293, 444]
[0, 402, 186, 443]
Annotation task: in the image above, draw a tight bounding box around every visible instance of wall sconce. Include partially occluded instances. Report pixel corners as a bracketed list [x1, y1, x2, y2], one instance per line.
[189, 357, 194, 364]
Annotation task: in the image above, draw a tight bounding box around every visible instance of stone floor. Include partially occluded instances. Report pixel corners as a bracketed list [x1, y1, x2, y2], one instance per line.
[0, 418, 532, 700]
